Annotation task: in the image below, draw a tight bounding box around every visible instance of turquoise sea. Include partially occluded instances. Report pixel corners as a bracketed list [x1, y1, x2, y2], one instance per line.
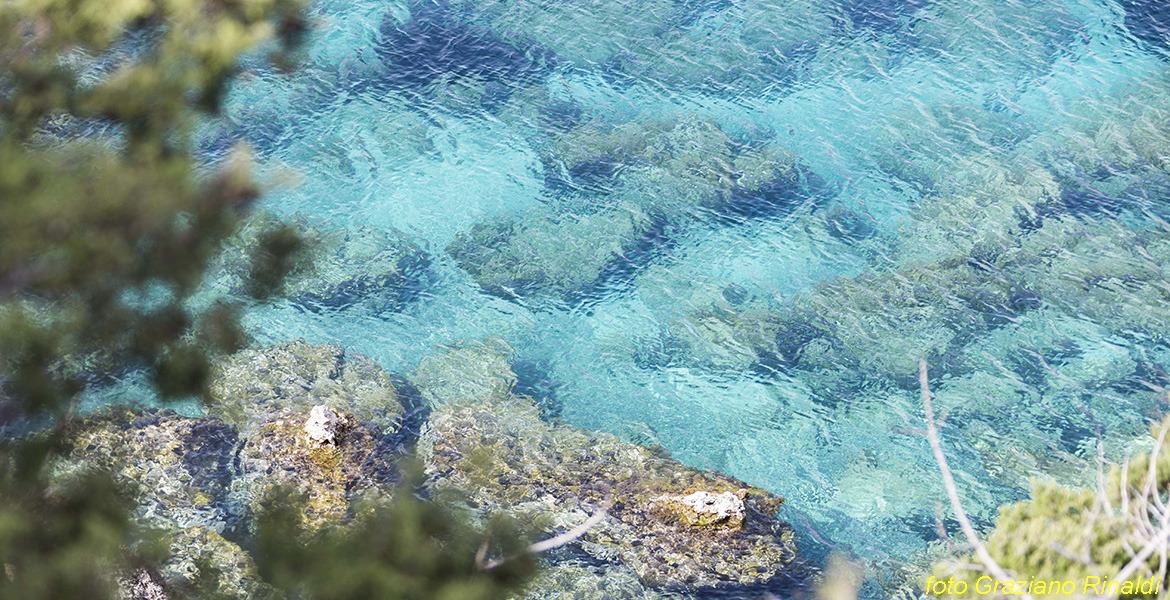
[88, 0, 1170, 596]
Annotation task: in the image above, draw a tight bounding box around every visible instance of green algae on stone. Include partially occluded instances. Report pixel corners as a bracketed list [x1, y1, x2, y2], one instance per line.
[53, 408, 240, 534]
[448, 204, 655, 301]
[544, 116, 798, 214]
[911, 0, 1081, 89]
[160, 526, 277, 600]
[1015, 216, 1170, 344]
[1033, 63, 1170, 205]
[868, 101, 1034, 193]
[234, 406, 397, 535]
[419, 393, 795, 590]
[209, 339, 403, 436]
[890, 153, 1061, 265]
[448, 0, 837, 92]
[201, 210, 429, 313]
[518, 561, 672, 600]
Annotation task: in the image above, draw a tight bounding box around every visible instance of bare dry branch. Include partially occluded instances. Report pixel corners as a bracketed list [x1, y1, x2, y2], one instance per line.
[920, 360, 1034, 600]
[479, 502, 610, 571]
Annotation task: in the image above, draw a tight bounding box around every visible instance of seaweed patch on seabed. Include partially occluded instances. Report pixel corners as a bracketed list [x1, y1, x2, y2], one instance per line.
[371, 1, 553, 97]
[447, 116, 829, 306]
[1122, 0, 1170, 58]
[833, 0, 931, 34]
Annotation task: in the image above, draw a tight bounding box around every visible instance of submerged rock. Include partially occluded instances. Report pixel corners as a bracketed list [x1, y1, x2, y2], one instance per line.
[419, 392, 796, 590]
[411, 338, 518, 407]
[1032, 63, 1170, 217]
[450, 116, 807, 303]
[209, 339, 404, 436]
[911, 0, 1081, 89]
[202, 211, 429, 314]
[449, 0, 840, 93]
[448, 203, 660, 302]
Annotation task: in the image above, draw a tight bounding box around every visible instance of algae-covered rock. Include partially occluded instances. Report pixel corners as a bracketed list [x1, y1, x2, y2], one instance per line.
[1016, 216, 1170, 343]
[544, 116, 800, 214]
[55, 409, 240, 533]
[159, 527, 276, 600]
[448, 204, 658, 302]
[234, 406, 396, 535]
[451, 116, 806, 302]
[448, 0, 674, 71]
[667, 299, 788, 372]
[209, 339, 403, 436]
[1032, 63, 1170, 215]
[449, 0, 837, 93]
[868, 101, 1034, 193]
[892, 153, 1060, 264]
[672, 205, 1170, 388]
[911, 0, 1081, 88]
[419, 393, 795, 590]
[671, 251, 1036, 387]
[518, 561, 671, 600]
[202, 210, 429, 313]
[411, 338, 518, 407]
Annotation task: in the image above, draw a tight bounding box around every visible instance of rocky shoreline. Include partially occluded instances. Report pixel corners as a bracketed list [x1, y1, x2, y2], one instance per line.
[54, 340, 802, 599]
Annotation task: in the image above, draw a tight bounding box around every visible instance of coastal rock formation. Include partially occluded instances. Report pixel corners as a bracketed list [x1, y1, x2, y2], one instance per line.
[234, 406, 396, 535]
[158, 527, 276, 600]
[209, 339, 403, 436]
[57, 336, 804, 595]
[419, 392, 795, 589]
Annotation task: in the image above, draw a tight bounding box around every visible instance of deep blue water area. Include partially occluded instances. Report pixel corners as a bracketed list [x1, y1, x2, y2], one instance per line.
[87, 0, 1170, 596]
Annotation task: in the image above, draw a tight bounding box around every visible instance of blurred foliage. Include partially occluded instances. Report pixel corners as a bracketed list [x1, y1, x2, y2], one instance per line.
[0, 0, 537, 597]
[254, 466, 537, 600]
[931, 415, 1170, 598]
[0, 0, 309, 415]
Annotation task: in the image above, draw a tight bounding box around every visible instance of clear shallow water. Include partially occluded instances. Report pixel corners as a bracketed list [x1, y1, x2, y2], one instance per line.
[98, 0, 1170, 595]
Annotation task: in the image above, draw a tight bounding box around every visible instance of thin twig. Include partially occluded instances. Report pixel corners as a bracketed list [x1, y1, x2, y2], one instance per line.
[479, 502, 610, 571]
[920, 360, 1033, 600]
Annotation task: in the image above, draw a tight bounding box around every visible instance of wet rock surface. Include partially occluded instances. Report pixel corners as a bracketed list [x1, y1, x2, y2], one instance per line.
[419, 392, 796, 590]
[158, 527, 276, 600]
[56, 409, 241, 533]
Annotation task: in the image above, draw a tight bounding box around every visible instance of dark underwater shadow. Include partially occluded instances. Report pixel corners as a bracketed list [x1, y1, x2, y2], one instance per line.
[1122, 0, 1170, 60]
[834, 0, 932, 35]
[371, 0, 554, 97]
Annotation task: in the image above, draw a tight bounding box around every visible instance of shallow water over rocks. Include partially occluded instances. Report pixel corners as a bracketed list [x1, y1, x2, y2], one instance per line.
[73, 0, 1170, 596]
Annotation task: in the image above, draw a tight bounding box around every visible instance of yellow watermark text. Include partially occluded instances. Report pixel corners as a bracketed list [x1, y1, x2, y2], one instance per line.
[924, 575, 1164, 596]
